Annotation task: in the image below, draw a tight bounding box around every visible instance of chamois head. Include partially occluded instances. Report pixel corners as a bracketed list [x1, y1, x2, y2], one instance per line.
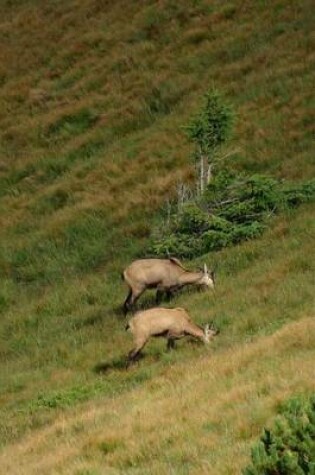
[199, 264, 215, 290]
[203, 322, 219, 343]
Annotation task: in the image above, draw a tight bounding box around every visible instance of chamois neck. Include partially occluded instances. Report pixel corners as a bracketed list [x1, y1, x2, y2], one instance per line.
[187, 322, 207, 341]
[178, 270, 203, 286]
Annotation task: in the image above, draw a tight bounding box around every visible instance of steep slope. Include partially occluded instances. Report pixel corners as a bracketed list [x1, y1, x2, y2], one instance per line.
[0, 1, 314, 473]
[1, 0, 313, 282]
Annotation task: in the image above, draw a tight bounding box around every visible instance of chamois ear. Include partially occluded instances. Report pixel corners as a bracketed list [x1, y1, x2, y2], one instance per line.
[203, 263, 208, 274]
[209, 321, 220, 335]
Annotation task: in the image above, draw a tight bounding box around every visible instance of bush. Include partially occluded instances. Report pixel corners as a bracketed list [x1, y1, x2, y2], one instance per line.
[243, 395, 315, 475]
[150, 170, 315, 259]
[150, 89, 315, 259]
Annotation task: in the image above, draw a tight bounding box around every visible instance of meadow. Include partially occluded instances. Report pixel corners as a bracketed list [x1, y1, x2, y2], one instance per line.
[0, 0, 314, 473]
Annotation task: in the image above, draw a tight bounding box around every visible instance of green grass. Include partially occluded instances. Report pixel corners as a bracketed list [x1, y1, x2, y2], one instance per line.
[0, 0, 314, 473]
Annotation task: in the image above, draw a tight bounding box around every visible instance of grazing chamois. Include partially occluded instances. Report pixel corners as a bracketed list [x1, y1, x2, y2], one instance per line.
[122, 257, 215, 314]
[126, 307, 219, 366]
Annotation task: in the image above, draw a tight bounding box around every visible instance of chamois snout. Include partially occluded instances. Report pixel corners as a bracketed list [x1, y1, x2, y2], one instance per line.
[203, 322, 219, 343]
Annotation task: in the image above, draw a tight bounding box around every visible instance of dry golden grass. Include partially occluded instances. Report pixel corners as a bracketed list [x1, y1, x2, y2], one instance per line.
[0, 317, 314, 474]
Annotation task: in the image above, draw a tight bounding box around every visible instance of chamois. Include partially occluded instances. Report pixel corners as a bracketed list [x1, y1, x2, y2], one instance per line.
[126, 307, 218, 366]
[122, 257, 215, 314]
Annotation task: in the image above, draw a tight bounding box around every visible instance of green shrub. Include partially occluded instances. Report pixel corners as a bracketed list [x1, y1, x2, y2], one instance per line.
[243, 395, 315, 475]
[150, 88, 315, 258]
[175, 203, 210, 234]
[150, 170, 315, 258]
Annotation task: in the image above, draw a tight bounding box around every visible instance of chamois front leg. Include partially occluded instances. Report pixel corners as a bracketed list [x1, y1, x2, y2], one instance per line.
[156, 288, 164, 305]
[123, 289, 132, 315]
[156, 285, 174, 305]
[166, 289, 173, 302]
[166, 338, 176, 351]
[166, 330, 180, 351]
[126, 348, 141, 368]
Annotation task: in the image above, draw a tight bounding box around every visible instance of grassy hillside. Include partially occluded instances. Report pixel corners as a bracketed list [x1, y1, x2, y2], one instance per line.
[0, 0, 314, 473]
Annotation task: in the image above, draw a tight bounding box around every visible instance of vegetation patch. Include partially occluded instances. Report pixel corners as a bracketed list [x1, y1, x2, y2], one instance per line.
[150, 89, 315, 258]
[151, 170, 315, 258]
[31, 188, 75, 215]
[27, 367, 152, 411]
[29, 380, 114, 411]
[44, 108, 98, 142]
[244, 394, 315, 474]
[98, 438, 124, 455]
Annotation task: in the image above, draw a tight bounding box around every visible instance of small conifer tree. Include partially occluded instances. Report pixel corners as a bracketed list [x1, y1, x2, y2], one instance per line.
[149, 89, 315, 259]
[186, 89, 234, 194]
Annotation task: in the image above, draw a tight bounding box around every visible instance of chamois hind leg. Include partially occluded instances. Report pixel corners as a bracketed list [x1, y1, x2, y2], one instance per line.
[126, 337, 147, 368]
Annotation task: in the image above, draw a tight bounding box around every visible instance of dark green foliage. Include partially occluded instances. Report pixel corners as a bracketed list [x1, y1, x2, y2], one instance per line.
[186, 89, 235, 196]
[150, 170, 315, 258]
[186, 89, 234, 155]
[243, 395, 315, 475]
[151, 88, 313, 258]
[151, 87, 315, 258]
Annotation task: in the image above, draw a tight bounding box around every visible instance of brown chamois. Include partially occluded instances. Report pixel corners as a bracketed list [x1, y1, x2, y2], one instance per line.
[126, 307, 219, 366]
[122, 257, 215, 314]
